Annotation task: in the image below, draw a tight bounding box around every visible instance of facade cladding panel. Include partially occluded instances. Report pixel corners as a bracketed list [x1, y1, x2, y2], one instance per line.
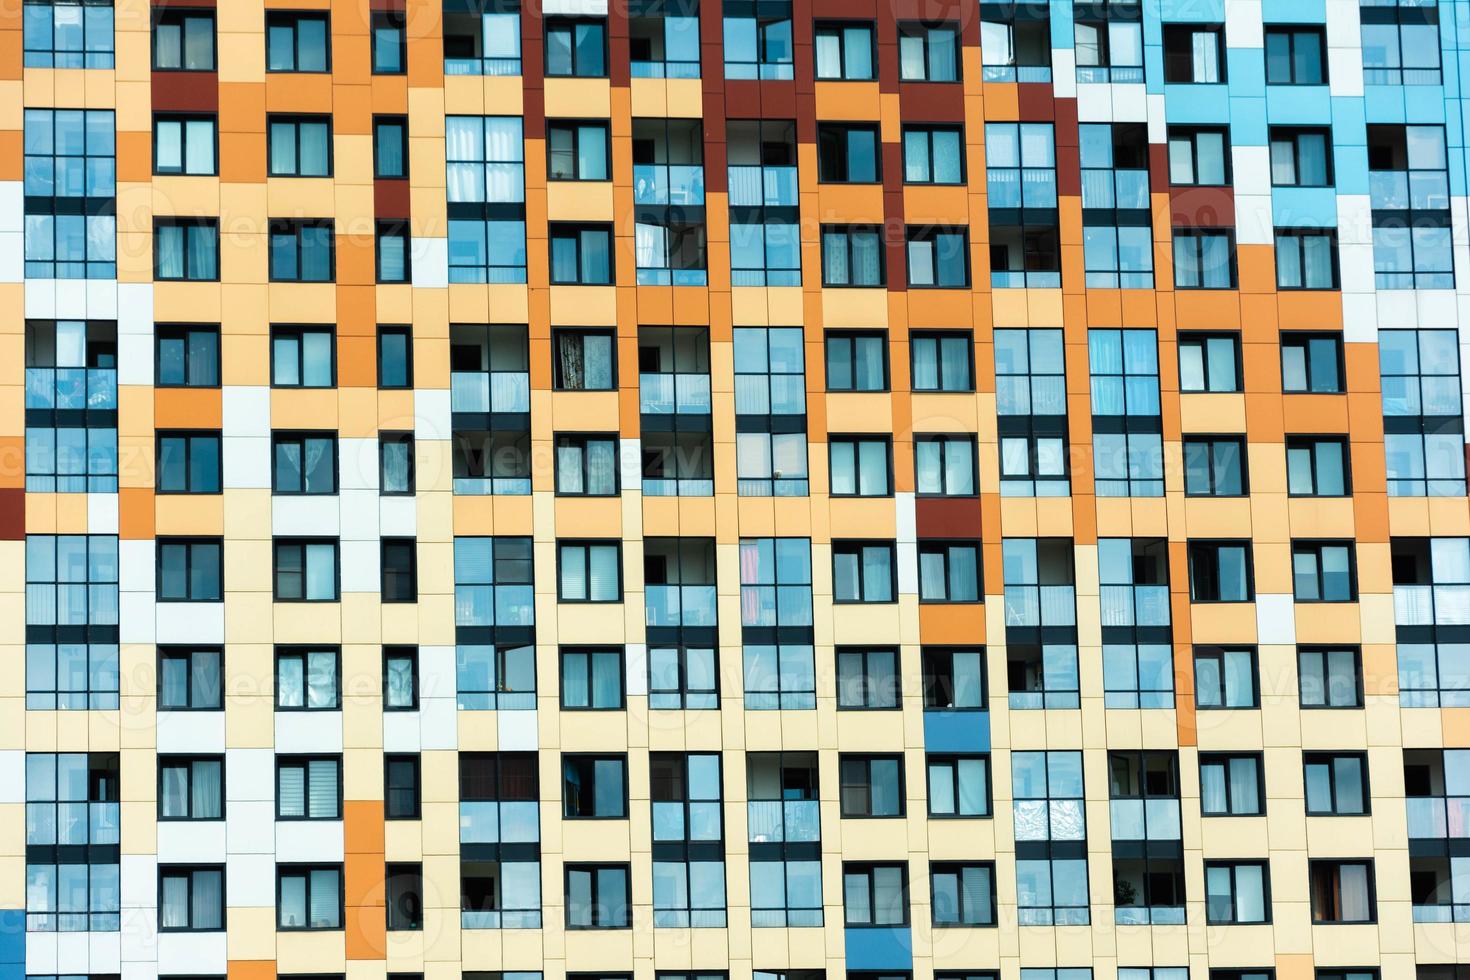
[0, 1, 1467, 980]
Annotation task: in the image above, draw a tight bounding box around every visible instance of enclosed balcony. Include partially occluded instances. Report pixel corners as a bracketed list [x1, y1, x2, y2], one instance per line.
[728, 120, 798, 208]
[645, 537, 717, 627]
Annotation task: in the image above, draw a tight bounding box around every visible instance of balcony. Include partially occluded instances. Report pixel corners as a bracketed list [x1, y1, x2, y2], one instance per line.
[747, 799, 820, 842]
[646, 584, 717, 627]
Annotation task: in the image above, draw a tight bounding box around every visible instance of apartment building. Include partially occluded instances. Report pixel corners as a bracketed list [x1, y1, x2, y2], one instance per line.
[2, 3, 1469, 980]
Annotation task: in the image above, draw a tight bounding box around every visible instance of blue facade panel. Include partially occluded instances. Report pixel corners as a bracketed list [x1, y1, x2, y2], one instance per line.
[845, 927, 914, 971]
[923, 711, 991, 753]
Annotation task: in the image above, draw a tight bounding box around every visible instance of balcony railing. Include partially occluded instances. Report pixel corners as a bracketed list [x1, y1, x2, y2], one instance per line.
[646, 584, 717, 627]
[728, 165, 798, 207]
[634, 164, 706, 206]
[747, 799, 820, 842]
[451, 371, 531, 414]
[640, 373, 712, 415]
[25, 367, 117, 411]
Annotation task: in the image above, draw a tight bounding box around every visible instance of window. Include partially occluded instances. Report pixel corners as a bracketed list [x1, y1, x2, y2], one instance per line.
[817, 124, 879, 183]
[561, 648, 623, 709]
[1265, 26, 1325, 84]
[644, 538, 717, 701]
[374, 116, 407, 178]
[266, 12, 329, 72]
[555, 434, 617, 496]
[740, 537, 814, 709]
[443, 2, 521, 75]
[1074, 1, 1143, 82]
[1369, 125, 1452, 289]
[383, 646, 417, 711]
[917, 434, 976, 493]
[931, 863, 996, 926]
[269, 220, 334, 281]
[1282, 333, 1343, 393]
[548, 121, 610, 181]
[276, 648, 339, 710]
[648, 642, 718, 710]
[1012, 751, 1089, 925]
[1292, 540, 1357, 602]
[832, 541, 895, 604]
[155, 323, 219, 388]
[386, 864, 423, 931]
[1299, 647, 1362, 708]
[829, 436, 890, 496]
[380, 432, 415, 495]
[650, 752, 726, 927]
[154, 219, 218, 281]
[727, 119, 800, 285]
[23, 319, 117, 492]
[723, 0, 793, 79]
[381, 538, 417, 603]
[25, 753, 120, 931]
[980, 2, 1051, 81]
[385, 754, 420, 819]
[1270, 127, 1332, 187]
[1162, 23, 1224, 83]
[1099, 537, 1173, 709]
[899, 22, 959, 81]
[153, 7, 214, 70]
[268, 116, 330, 177]
[1394, 538, 1470, 707]
[371, 10, 405, 73]
[158, 647, 222, 710]
[747, 753, 823, 927]
[276, 756, 341, 820]
[1200, 753, 1264, 816]
[453, 536, 536, 709]
[1166, 127, 1229, 186]
[1078, 122, 1153, 288]
[1108, 751, 1185, 924]
[566, 865, 631, 928]
[1188, 541, 1252, 602]
[1002, 538, 1079, 709]
[159, 867, 224, 931]
[1089, 328, 1163, 497]
[271, 325, 334, 387]
[457, 752, 542, 927]
[558, 542, 620, 603]
[158, 757, 223, 820]
[927, 755, 990, 817]
[546, 17, 606, 76]
[25, 0, 114, 67]
[907, 227, 969, 287]
[911, 331, 972, 391]
[154, 115, 216, 175]
[836, 648, 899, 709]
[628, 0, 699, 77]
[156, 431, 221, 495]
[734, 326, 807, 496]
[272, 432, 336, 494]
[24, 109, 116, 279]
[550, 224, 613, 284]
[376, 329, 411, 390]
[839, 755, 903, 818]
[1361, 1, 1441, 85]
[1310, 860, 1375, 923]
[814, 21, 874, 79]
[1174, 229, 1235, 288]
[277, 865, 342, 929]
[1183, 437, 1247, 496]
[638, 325, 711, 419]
[1205, 861, 1270, 923]
[923, 648, 985, 710]
[826, 331, 886, 392]
[843, 863, 909, 924]
[986, 123, 1060, 287]
[995, 329, 1068, 495]
[1380, 329, 1465, 495]
[24, 534, 119, 708]
[447, 116, 527, 284]
[1304, 753, 1369, 816]
[919, 541, 981, 603]
[1276, 229, 1339, 289]
[157, 538, 222, 602]
[1194, 647, 1258, 708]
[1179, 333, 1240, 393]
[893, 125, 964, 186]
[274, 539, 339, 601]
[377, 220, 409, 283]
[563, 755, 627, 818]
[821, 225, 885, 286]
[553, 328, 616, 390]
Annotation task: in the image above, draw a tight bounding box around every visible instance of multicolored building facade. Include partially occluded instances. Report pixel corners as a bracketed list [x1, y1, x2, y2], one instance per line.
[2, 2, 1469, 980]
